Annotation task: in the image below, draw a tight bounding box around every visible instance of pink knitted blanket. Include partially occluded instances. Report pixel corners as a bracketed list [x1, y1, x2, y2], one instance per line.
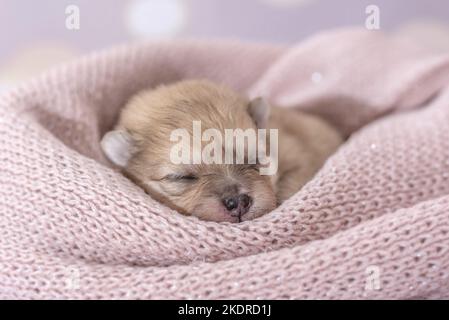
[2, 28, 449, 299]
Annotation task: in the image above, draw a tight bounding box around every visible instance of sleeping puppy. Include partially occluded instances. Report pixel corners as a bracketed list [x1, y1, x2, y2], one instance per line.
[101, 80, 342, 222]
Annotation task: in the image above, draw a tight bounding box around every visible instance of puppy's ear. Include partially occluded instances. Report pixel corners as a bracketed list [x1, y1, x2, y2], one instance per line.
[248, 97, 270, 129]
[101, 129, 137, 167]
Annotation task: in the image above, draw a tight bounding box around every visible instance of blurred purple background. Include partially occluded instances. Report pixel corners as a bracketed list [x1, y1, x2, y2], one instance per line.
[1, 0, 448, 90]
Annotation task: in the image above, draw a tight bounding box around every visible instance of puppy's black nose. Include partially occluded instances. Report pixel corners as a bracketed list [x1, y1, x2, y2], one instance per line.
[238, 194, 251, 211]
[222, 194, 253, 215]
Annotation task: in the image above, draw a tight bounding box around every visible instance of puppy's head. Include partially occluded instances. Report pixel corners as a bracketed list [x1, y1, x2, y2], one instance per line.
[101, 80, 277, 222]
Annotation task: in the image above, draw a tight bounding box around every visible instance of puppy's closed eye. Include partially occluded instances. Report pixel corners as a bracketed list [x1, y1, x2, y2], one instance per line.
[154, 173, 199, 196]
[164, 173, 198, 182]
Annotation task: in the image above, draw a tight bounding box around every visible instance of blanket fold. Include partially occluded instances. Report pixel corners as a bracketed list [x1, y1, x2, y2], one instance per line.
[1, 28, 449, 299]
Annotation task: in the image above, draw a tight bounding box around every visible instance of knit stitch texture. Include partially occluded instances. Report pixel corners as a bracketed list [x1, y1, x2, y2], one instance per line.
[1, 28, 449, 299]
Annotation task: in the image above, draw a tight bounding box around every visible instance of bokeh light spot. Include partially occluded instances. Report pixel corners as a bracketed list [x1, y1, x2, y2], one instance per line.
[126, 0, 187, 38]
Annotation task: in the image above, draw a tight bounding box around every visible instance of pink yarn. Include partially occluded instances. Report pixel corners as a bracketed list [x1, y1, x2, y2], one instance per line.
[1, 29, 449, 299]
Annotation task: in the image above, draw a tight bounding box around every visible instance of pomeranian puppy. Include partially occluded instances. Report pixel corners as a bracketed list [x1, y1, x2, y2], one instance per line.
[101, 80, 342, 222]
